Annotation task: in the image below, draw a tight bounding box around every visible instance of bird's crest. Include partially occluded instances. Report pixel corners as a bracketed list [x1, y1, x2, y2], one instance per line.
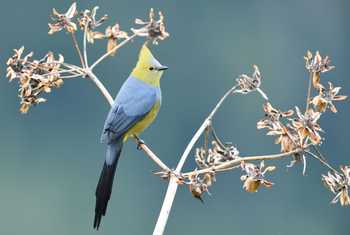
[137, 44, 155, 67]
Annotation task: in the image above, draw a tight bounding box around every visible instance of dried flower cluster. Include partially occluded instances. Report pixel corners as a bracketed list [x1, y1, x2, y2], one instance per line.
[195, 140, 239, 168]
[311, 82, 347, 113]
[304, 50, 335, 88]
[132, 8, 169, 44]
[78, 6, 109, 43]
[184, 50, 348, 206]
[257, 102, 307, 169]
[322, 166, 350, 206]
[48, 3, 168, 54]
[6, 2, 169, 114]
[255, 51, 346, 174]
[184, 138, 240, 201]
[240, 161, 275, 192]
[6, 47, 68, 113]
[48, 2, 78, 34]
[187, 171, 216, 203]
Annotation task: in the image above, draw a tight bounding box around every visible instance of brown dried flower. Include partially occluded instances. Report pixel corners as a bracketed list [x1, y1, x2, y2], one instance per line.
[78, 6, 108, 43]
[273, 126, 300, 152]
[291, 107, 322, 145]
[132, 8, 169, 44]
[6, 47, 65, 113]
[304, 50, 335, 88]
[311, 82, 347, 113]
[187, 172, 214, 203]
[48, 2, 78, 34]
[322, 166, 350, 206]
[105, 23, 129, 56]
[256, 102, 302, 155]
[195, 141, 239, 169]
[234, 65, 268, 100]
[240, 161, 275, 193]
[257, 102, 294, 131]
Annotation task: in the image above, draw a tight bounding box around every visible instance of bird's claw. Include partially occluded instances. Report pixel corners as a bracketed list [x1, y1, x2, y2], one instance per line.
[137, 139, 145, 150]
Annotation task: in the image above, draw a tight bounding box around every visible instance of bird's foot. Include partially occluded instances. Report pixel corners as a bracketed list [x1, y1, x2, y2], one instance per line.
[136, 138, 145, 150]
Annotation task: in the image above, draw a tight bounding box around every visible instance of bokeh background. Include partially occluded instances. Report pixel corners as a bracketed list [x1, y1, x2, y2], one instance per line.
[0, 0, 349, 234]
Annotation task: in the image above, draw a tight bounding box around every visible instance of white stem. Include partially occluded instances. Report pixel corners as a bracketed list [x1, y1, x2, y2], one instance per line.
[90, 34, 137, 70]
[43, 69, 81, 78]
[83, 25, 89, 67]
[153, 85, 237, 235]
[60, 74, 84, 79]
[256, 88, 269, 100]
[85, 69, 114, 106]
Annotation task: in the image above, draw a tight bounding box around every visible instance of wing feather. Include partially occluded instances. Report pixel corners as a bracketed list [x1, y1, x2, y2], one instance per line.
[101, 77, 157, 144]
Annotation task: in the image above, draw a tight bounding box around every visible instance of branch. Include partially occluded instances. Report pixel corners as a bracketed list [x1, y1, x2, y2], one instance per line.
[85, 69, 114, 105]
[182, 149, 301, 177]
[305, 71, 313, 111]
[133, 135, 171, 172]
[90, 34, 137, 70]
[305, 150, 340, 174]
[70, 32, 86, 68]
[153, 85, 238, 235]
[83, 25, 89, 68]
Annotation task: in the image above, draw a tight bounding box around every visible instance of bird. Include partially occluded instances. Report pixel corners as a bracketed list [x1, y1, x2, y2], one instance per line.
[93, 44, 168, 230]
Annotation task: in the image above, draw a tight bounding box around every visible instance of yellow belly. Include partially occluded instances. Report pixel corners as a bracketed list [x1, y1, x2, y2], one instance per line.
[123, 101, 160, 141]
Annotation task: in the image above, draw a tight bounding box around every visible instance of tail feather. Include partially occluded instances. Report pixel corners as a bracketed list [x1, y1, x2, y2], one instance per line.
[93, 140, 123, 230]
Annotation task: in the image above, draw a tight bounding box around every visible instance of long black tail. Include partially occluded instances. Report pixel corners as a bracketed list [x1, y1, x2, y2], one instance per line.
[94, 140, 123, 230]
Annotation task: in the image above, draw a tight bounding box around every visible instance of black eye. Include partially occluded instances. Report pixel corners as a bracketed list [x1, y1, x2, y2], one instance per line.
[149, 67, 154, 71]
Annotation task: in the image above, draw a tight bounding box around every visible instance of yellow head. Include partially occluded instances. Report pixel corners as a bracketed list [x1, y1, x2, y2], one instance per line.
[131, 44, 168, 87]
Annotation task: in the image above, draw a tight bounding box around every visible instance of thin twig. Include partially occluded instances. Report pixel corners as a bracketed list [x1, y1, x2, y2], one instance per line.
[60, 74, 84, 79]
[311, 145, 327, 162]
[210, 126, 227, 150]
[305, 72, 313, 111]
[62, 63, 85, 74]
[85, 69, 114, 105]
[176, 85, 238, 173]
[42, 69, 80, 78]
[153, 85, 238, 235]
[182, 148, 302, 177]
[305, 150, 340, 174]
[204, 126, 209, 156]
[90, 34, 137, 70]
[83, 25, 89, 67]
[133, 135, 171, 172]
[70, 32, 85, 68]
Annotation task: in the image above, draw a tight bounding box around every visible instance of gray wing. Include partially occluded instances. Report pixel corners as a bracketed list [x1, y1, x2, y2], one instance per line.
[101, 77, 158, 144]
[100, 105, 147, 144]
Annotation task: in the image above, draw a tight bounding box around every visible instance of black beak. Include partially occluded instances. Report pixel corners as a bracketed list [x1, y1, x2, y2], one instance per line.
[158, 65, 168, 71]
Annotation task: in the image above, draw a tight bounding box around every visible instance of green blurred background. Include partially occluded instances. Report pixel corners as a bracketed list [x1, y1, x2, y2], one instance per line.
[0, 0, 349, 234]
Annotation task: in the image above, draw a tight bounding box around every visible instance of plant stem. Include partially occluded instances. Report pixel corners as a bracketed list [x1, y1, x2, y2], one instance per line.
[132, 135, 171, 172]
[90, 34, 137, 70]
[182, 149, 301, 177]
[71, 32, 85, 68]
[60, 74, 84, 79]
[83, 25, 89, 68]
[305, 150, 339, 174]
[176, 85, 238, 173]
[153, 85, 238, 235]
[305, 72, 313, 111]
[85, 69, 114, 105]
[43, 69, 81, 78]
[311, 145, 327, 161]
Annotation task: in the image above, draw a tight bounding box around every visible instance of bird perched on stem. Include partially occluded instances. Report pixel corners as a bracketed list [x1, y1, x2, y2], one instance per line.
[94, 44, 168, 229]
